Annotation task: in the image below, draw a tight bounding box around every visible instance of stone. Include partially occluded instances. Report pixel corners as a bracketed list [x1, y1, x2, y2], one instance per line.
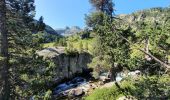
[99, 72, 110, 82]
[117, 96, 137, 100]
[90, 83, 97, 89]
[78, 82, 91, 92]
[128, 70, 141, 76]
[37, 47, 92, 85]
[98, 81, 104, 85]
[69, 88, 84, 97]
[100, 82, 115, 89]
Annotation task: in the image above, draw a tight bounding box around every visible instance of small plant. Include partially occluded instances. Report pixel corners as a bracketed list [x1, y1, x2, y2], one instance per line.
[84, 42, 89, 52]
[85, 79, 135, 100]
[44, 90, 52, 100]
[78, 41, 83, 53]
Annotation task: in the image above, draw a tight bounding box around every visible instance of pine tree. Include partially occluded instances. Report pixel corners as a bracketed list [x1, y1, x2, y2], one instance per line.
[0, 0, 10, 99]
[89, 0, 114, 17]
[0, 0, 49, 99]
[86, 0, 114, 30]
[87, 0, 134, 80]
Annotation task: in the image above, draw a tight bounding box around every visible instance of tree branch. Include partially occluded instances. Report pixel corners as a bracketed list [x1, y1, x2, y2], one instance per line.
[120, 35, 170, 71]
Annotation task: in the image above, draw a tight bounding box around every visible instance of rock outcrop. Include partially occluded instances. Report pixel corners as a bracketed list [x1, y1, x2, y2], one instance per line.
[37, 47, 92, 84]
[55, 26, 82, 36]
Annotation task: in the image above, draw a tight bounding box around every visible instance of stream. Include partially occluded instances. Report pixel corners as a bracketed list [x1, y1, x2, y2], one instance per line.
[53, 77, 89, 97]
[52, 70, 141, 99]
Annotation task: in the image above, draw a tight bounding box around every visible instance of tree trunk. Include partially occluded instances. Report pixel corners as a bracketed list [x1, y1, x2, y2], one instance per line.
[0, 0, 10, 99]
[109, 63, 119, 81]
[144, 37, 151, 61]
[120, 35, 170, 71]
[168, 55, 170, 65]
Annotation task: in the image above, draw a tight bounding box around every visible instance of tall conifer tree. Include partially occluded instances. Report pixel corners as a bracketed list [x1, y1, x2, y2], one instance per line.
[0, 0, 10, 99]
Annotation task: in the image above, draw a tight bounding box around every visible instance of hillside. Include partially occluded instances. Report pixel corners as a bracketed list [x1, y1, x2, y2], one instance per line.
[45, 25, 61, 36]
[1, 0, 170, 100]
[117, 7, 170, 29]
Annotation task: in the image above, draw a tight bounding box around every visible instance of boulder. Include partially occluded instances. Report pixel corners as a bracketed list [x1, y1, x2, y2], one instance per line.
[69, 88, 84, 97]
[99, 72, 110, 83]
[37, 47, 92, 85]
[128, 70, 141, 76]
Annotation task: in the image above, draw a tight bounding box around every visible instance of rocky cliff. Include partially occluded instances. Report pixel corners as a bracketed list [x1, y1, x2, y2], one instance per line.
[117, 7, 170, 30]
[37, 47, 92, 84]
[55, 26, 82, 36]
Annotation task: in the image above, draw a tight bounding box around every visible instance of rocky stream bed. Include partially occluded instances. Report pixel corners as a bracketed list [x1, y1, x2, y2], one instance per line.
[52, 70, 141, 99]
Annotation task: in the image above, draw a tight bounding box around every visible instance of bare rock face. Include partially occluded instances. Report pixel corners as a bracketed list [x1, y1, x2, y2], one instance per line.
[53, 52, 91, 82]
[37, 47, 92, 84]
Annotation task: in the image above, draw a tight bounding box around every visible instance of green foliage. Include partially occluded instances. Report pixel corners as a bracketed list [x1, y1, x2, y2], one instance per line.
[66, 42, 74, 52]
[130, 75, 170, 99]
[2, 0, 59, 99]
[89, 0, 114, 17]
[85, 12, 105, 29]
[127, 44, 146, 70]
[114, 7, 170, 71]
[85, 80, 135, 100]
[85, 85, 122, 100]
[78, 41, 83, 53]
[18, 56, 57, 99]
[88, 55, 112, 72]
[33, 31, 60, 43]
[44, 90, 52, 100]
[37, 16, 46, 32]
[2, 0, 170, 99]
[31, 89, 52, 100]
[84, 42, 89, 52]
[88, 12, 132, 77]
[5, 3, 44, 98]
[54, 37, 67, 46]
[126, 19, 170, 70]
[63, 33, 94, 53]
[86, 75, 170, 100]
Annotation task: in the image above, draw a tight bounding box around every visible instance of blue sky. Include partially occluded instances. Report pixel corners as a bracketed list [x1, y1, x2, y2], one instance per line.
[35, 0, 170, 29]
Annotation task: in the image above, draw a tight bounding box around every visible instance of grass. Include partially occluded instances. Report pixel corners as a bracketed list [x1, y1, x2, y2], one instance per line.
[85, 75, 170, 100]
[41, 37, 94, 54]
[41, 42, 55, 48]
[85, 83, 126, 100]
[71, 38, 94, 52]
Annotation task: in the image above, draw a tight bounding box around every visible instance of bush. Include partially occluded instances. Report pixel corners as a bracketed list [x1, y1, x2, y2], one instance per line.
[78, 41, 83, 53]
[132, 75, 170, 99]
[44, 90, 52, 100]
[85, 86, 121, 100]
[54, 38, 67, 46]
[85, 80, 135, 100]
[86, 75, 170, 100]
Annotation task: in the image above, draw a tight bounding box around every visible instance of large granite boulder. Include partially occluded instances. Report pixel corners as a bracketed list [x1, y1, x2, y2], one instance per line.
[37, 47, 92, 84]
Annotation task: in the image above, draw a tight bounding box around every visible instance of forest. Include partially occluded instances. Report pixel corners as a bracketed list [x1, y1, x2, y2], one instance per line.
[0, 0, 170, 100]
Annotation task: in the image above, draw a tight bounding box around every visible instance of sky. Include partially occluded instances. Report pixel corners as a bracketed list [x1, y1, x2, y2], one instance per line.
[35, 0, 170, 29]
